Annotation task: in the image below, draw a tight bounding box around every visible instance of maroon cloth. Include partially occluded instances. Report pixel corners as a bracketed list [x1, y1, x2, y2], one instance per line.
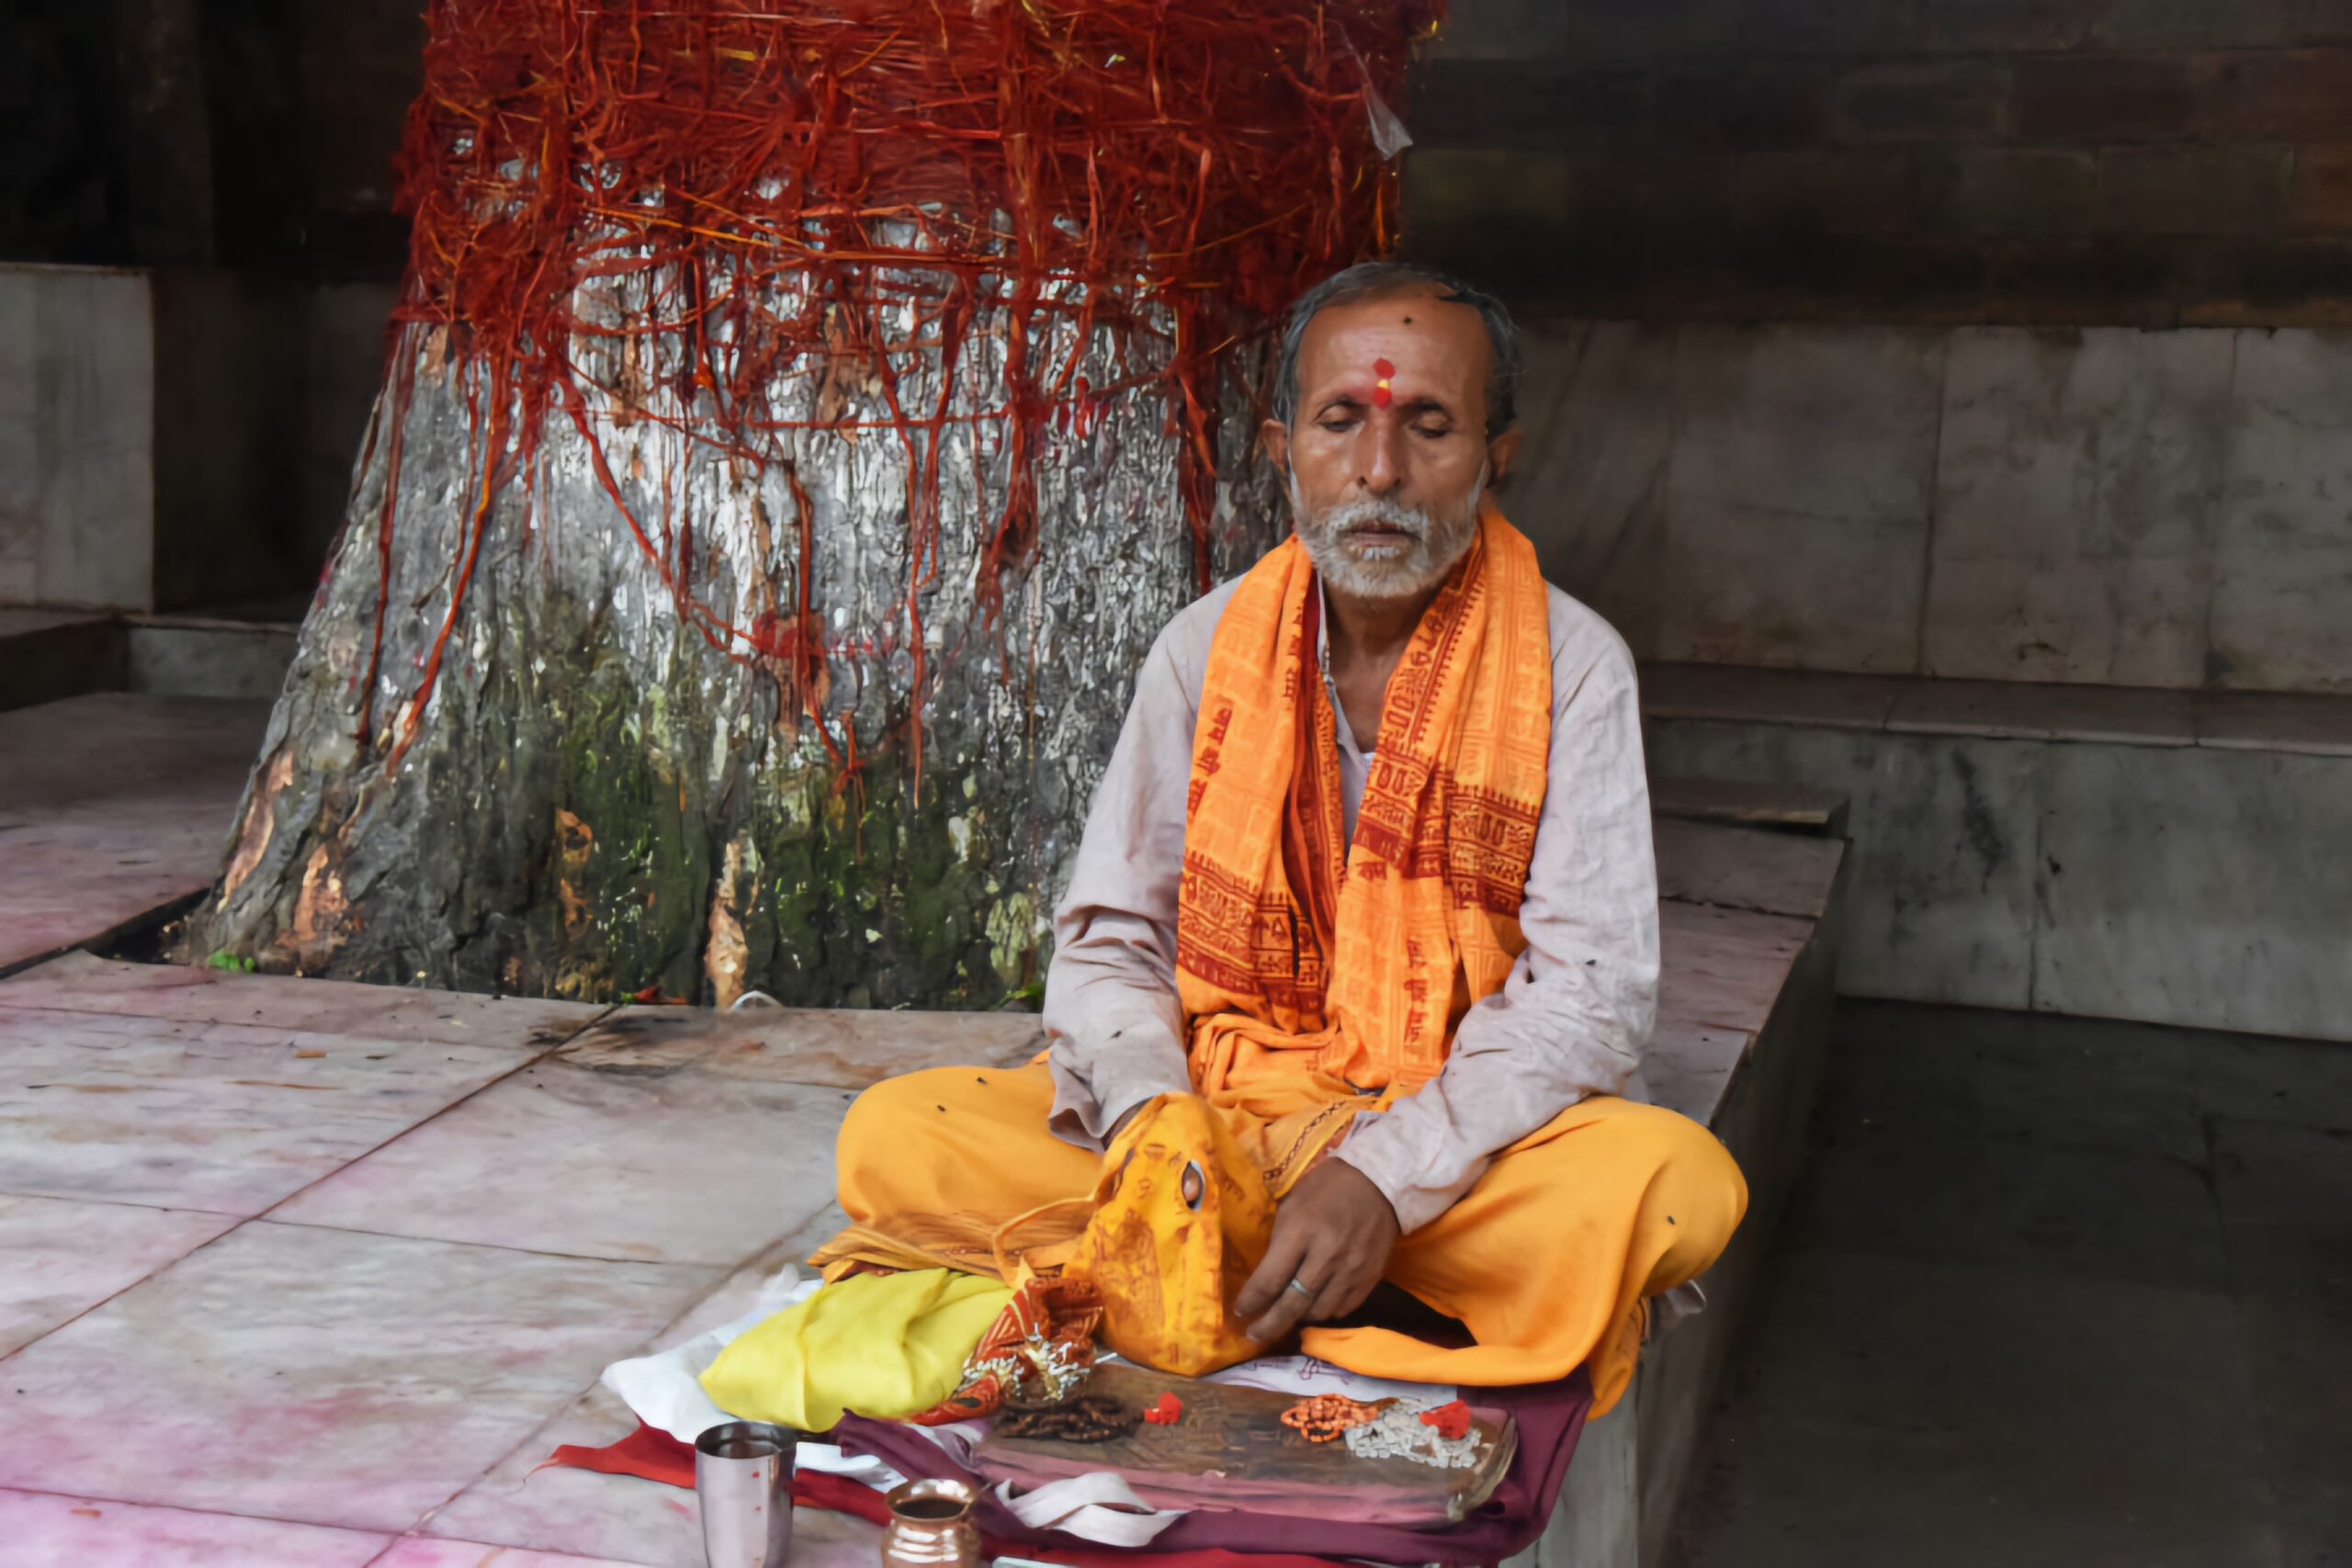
[543, 1423, 1351, 1568]
[832, 1371, 1595, 1566]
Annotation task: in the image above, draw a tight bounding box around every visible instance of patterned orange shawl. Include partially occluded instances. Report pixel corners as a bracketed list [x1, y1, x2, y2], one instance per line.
[1176, 502, 1554, 1173]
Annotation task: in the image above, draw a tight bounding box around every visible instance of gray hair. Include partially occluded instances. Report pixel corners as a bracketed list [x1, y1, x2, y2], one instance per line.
[1269, 261, 1523, 436]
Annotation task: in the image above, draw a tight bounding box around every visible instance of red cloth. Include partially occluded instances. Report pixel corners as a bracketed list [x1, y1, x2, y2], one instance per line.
[543, 1424, 1353, 1568]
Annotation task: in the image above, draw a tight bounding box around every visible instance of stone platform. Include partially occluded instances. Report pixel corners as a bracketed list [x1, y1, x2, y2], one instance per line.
[0, 693, 1845, 1566]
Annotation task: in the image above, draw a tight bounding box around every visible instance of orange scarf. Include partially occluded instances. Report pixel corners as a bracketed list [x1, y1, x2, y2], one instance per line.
[1176, 502, 1554, 1172]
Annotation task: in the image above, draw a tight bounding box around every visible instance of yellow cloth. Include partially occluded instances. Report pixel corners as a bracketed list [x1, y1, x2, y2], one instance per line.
[698, 1268, 1012, 1432]
[1063, 1092, 1278, 1376]
[815, 1067, 1743, 1414]
[812, 506, 1747, 1409]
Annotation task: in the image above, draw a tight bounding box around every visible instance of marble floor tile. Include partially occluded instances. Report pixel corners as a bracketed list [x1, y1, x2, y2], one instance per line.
[2193, 1031, 2352, 1132]
[420, 1377, 883, 1568]
[1655, 818, 1845, 920]
[1676, 1252, 2280, 1568]
[0, 952, 605, 1049]
[1885, 677, 2196, 747]
[0, 694, 269, 972]
[1828, 1000, 2203, 1163]
[556, 1002, 1041, 1089]
[0, 1488, 390, 1568]
[0, 1193, 237, 1356]
[376, 1537, 668, 1567]
[410, 1206, 860, 1564]
[0, 1007, 522, 1213]
[419, 1379, 717, 1568]
[272, 1061, 851, 1267]
[0, 1221, 717, 1533]
[1791, 1123, 2229, 1290]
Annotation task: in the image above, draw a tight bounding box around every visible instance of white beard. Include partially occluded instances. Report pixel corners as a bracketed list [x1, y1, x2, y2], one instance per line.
[1290, 463, 1487, 603]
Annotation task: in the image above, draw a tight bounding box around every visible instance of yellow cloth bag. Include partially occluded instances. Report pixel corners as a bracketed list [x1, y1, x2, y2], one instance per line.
[698, 1268, 1012, 1432]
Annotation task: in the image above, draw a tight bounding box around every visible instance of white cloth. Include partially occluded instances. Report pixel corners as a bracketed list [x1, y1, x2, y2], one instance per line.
[995, 1474, 1183, 1547]
[599, 1269, 910, 1488]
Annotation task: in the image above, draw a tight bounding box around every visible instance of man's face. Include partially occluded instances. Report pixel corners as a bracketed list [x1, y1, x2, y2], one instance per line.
[1263, 286, 1518, 604]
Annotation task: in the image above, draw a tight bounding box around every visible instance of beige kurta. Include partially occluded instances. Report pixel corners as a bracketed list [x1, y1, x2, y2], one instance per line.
[1042, 568, 1662, 1234]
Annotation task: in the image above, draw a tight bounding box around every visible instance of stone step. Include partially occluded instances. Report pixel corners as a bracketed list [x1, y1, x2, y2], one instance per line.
[0, 609, 125, 712]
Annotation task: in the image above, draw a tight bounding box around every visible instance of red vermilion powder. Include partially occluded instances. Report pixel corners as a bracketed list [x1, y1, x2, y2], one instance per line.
[367, 0, 1442, 775]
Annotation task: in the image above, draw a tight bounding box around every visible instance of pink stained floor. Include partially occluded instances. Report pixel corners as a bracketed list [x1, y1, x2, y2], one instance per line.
[0, 691, 1829, 1566]
[0, 947, 1051, 1567]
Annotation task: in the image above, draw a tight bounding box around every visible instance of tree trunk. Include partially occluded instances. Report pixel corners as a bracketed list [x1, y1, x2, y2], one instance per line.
[188, 288, 1275, 1008]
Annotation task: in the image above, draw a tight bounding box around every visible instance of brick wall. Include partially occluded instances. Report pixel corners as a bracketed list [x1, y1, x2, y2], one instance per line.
[1404, 0, 2352, 323]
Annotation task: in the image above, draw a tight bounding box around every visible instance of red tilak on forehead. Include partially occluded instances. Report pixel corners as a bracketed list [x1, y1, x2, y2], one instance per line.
[1373, 357, 1395, 409]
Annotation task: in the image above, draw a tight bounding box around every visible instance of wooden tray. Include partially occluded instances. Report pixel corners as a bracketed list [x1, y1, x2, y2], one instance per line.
[973, 1362, 1517, 1527]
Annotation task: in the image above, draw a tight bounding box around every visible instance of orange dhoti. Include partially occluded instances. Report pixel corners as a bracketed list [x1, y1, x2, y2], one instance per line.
[815, 1064, 1745, 1415]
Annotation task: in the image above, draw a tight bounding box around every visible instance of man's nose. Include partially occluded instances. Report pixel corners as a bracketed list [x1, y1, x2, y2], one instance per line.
[1356, 415, 1405, 495]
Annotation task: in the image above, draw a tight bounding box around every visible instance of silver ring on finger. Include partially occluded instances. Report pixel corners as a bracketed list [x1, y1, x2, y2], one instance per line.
[1285, 1276, 1316, 1300]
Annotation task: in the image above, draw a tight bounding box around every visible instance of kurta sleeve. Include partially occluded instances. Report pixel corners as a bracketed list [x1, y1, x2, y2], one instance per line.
[1333, 599, 1660, 1234]
[1040, 610, 1211, 1148]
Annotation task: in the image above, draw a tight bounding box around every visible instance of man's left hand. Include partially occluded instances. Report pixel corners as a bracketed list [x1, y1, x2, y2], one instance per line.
[1236, 1158, 1402, 1345]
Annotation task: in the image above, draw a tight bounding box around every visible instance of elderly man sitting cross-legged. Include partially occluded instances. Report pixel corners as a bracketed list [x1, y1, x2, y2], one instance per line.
[815, 262, 1746, 1416]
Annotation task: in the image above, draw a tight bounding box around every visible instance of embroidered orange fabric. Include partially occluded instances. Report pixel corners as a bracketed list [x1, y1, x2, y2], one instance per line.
[1176, 503, 1555, 1113]
[904, 1276, 1104, 1426]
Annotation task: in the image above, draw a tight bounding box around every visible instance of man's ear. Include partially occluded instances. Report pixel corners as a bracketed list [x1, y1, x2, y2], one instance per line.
[1261, 417, 1290, 478]
[1486, 425, 1523, 485]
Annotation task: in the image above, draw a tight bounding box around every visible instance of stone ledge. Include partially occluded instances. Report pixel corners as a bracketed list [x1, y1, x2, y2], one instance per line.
[1645, 661, 2352, 757]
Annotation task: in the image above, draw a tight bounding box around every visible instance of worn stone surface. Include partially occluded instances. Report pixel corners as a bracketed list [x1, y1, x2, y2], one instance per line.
[2197, 688, 2352, 757]
[269, 1059, 851, 1267]
[1669, 1000, 2330, 1568]
[1926, 327, 2234, 688]
[1661, 326, 1944, 673]
[0, 1492, 390, 1568]
[1509, 320, 1678, 658]
[1647, 719, 2043, 1011]
[0, 694, 270, 975]
[0, 266, 155, 610]
[1642, 660, 1905, 730]
[557, 1001, 1043, 1089]
[0, 1005, 524, 1213]
[0, 1193, 237, 1358]
[2033, 742, 2352, 1040]
[0, 1220, 717, 1532]
[0, 951, 602, 1045]
[2211, 327, 2352, 692]
[1885, 676, 2196, 745]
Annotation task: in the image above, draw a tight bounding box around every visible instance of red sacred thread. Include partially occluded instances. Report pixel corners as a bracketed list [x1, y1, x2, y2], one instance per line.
[371, 0, 1442, 785]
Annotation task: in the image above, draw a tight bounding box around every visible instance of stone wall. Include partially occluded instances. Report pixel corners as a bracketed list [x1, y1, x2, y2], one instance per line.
[1408, 0, 2352, 324]
[1509, 320, 2352, 694]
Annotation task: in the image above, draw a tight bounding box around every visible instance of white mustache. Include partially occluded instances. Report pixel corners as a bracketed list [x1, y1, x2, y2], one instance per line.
[1321, 497, 1437, 542]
